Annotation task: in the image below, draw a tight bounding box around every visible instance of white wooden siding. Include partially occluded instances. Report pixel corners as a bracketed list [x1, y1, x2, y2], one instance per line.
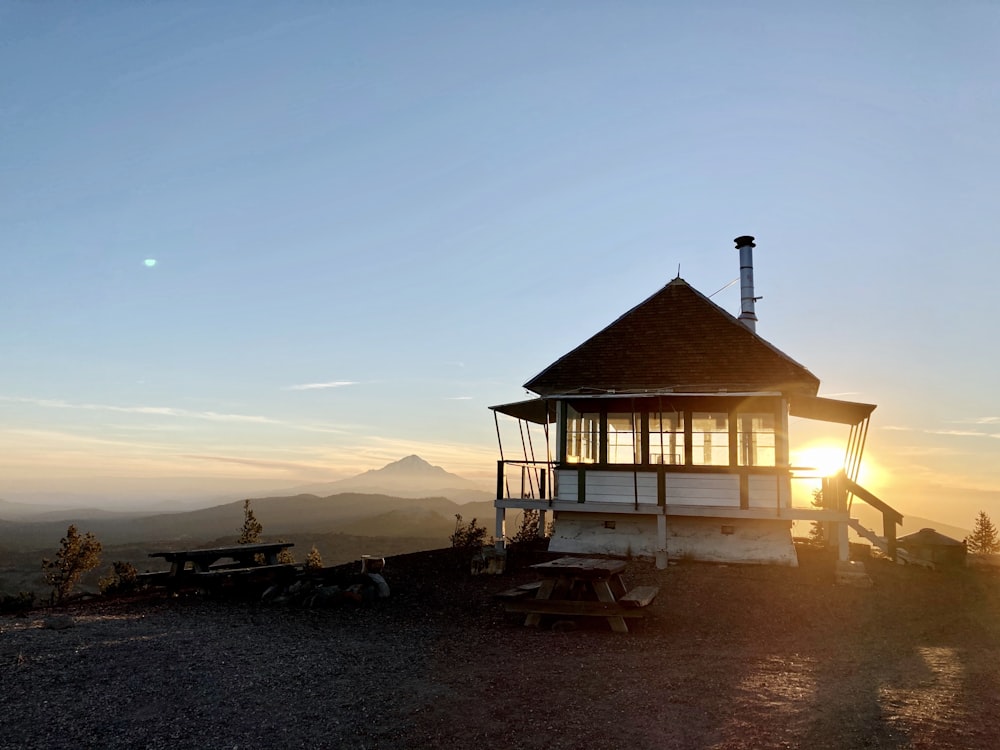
[555, 469, 658, 504]
[747, 474, 792, 509]
[558, 468, 755, 507]
[667, 473, 740, 507]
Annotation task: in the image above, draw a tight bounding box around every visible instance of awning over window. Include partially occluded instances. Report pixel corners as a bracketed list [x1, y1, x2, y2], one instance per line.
[789, 395, 876, 426]
[489, 398, 557, 425]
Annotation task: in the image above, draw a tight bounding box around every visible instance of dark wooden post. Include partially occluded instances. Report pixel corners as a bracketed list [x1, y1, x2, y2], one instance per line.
[496, 460, 505, 500]
[884, 515, 897, 561]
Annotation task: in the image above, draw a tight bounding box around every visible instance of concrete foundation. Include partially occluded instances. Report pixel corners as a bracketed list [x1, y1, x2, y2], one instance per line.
[548, 513, 798, 566]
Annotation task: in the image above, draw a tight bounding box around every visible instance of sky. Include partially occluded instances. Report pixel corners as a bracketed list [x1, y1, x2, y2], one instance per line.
[2, 2, 999, 526]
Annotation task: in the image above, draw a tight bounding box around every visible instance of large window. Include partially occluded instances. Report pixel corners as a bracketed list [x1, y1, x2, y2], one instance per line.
[607, 412, 641, 464]
[737, 412, 776, 466]
[565, 405, 599, 464]
[649, 411, 684, 465]
[692, 412, 730, 466]
[561, 400, 780, 468]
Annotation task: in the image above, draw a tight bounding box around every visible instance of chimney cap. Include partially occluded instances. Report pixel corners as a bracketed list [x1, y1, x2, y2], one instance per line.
[734, 235, 756, 248]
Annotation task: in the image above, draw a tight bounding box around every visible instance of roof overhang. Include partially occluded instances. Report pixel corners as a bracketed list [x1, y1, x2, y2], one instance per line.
[491, 391, 786, 424]
[789, 395, 876, 426]
[489, 398, 557, 425]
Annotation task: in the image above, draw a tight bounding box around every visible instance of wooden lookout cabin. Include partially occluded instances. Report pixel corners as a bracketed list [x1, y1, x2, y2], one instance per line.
[490, 236, 902, 567]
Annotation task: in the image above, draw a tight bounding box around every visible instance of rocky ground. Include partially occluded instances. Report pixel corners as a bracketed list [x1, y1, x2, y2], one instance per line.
[2, 544, 1000, 750]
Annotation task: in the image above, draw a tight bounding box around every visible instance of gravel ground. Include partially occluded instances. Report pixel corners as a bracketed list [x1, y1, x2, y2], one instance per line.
[3, 546, 1000, 750]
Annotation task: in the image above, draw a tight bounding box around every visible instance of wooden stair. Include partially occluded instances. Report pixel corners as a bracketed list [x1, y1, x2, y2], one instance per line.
[847, 518, 929, 568]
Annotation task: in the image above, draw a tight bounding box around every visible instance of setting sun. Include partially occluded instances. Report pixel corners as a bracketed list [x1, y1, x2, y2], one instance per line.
[792, 443, 847, 477]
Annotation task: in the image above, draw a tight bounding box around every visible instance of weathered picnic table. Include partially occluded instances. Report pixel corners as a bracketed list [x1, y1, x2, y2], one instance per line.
[147, 542, 297, 589]
[502, 556, 659, 633]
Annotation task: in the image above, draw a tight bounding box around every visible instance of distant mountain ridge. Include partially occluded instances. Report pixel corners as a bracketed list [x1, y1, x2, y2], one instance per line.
[0, 456, 498, 554]
[0, 456, 491, 523]
[286, 455, 491, 501]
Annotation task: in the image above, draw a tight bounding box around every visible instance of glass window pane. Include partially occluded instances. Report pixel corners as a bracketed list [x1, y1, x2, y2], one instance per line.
[607, 412, 640, 464]
[738, 412, 776, 466]
[565, 405, 599, 464]
[692, 411, 730, 466]
[648, 411, 684, 465]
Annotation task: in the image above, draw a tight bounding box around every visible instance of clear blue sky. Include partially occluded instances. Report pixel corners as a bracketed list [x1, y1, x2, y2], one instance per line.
[2, 2, 998, 525]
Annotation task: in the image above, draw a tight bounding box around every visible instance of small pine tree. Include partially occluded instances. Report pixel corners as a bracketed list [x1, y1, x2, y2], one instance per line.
[42, 525, 103, 603]
[967, 510, 1000, 555]
[237, 499, 263, 545]
[305, 545, 324, 571]
[276, 539, 295, 564]
[808, 488, 827, 547]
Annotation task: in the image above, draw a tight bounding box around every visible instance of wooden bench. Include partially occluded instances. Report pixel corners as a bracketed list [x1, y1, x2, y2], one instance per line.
[192, 563, 298, 580]
[135, 571, 172, 586]
[503, 599, 646, 619]
[619, 585, 659, 608]
[495, 581, 544, 600]
[505, 558, 659, 632]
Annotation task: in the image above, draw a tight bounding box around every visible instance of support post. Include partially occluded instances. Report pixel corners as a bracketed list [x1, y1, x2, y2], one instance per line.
[538, 510, 548, 538]
[884, 515, 897, 561]
[656, 513, 668, 569]
[837, 519, 850, 562]
[495, 507, 506, 552]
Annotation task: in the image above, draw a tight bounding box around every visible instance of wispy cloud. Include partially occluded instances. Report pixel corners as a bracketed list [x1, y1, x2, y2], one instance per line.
[1, 427, 157, 449]
[0, 396, 281, 424]
[882, 424, 1000, 439]
[444, 396, 473, 401]
[182, 454, 329, 472]
[284, 381, 358, 391]
[954, 416, 1000, 425]
[929, 429, 998, 438]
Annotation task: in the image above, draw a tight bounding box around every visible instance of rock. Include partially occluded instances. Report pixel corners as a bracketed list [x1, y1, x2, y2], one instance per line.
[42, 615, 75, 630]
[367, 573, 390, 598]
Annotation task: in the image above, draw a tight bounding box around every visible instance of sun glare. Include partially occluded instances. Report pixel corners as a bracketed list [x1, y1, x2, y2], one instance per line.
[792, 443, 846, 477]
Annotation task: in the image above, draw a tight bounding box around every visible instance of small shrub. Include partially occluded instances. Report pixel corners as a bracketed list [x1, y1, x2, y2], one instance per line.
[99, 561, 139, 596]
[509, 509, 540, 545]
[42, 525, 102, 603]
[305, 545, 324, 571]
[450, 514, 487, 549]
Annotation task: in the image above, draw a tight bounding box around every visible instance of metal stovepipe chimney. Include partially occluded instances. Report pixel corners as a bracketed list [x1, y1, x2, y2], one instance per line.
[734, 235, 758, 333]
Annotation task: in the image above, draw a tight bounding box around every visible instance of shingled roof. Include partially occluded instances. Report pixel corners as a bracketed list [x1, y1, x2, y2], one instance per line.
[524, 277, 821, 397]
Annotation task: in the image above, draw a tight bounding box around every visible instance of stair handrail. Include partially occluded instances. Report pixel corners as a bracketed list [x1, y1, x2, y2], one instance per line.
[841, 473, 903, 560]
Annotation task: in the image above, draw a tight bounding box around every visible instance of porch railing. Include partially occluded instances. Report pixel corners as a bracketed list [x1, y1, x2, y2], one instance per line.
[496, 460, 550, 503]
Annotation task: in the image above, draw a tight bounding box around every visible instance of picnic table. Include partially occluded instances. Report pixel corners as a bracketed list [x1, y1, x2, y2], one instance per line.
[147, 542, 297, 588]
[502, 556, 659, 633]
